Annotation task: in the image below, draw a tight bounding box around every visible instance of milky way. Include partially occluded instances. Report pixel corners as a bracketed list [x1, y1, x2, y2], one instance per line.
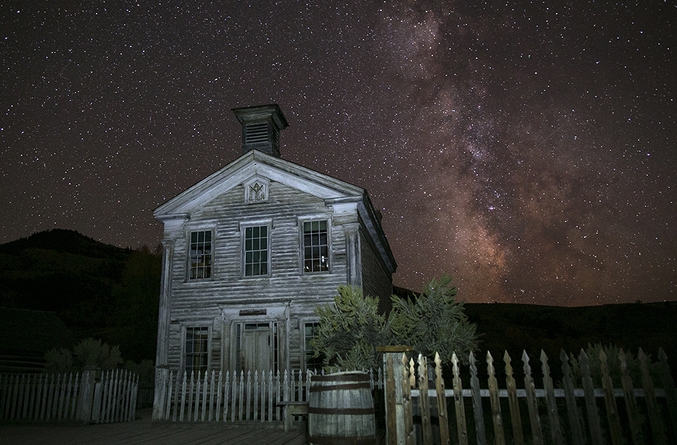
[1, 1, 675, 305]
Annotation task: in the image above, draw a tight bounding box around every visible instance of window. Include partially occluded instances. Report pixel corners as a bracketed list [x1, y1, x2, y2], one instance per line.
[185, 326, 209, 375]
[303, 220, 329, 272]
[304, 322, 324, 371]
[189, 230, 212, 280]
[244, 225, 268, 276]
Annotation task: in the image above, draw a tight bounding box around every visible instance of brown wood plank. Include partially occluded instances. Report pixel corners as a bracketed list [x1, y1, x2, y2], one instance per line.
[559, 350, 585, 445]
[599, 350, 623, 445]
[639, 348, 668, 445]
[418, 354, 433, 445]
[619, 349, 645, 445]
[469, 351, 487, 444]
[403, 355, 415, 445]
[434, 353, 450, 445]
[580, 350, 604, 445]
[486, 351, 506, 445]
[522, 350, 544, 445]
[658, 348, 677, 440]
[504, 351, 524, 445]
[384, 353, 397, 445]
[451, 352, 468, 445]
[540, 350, 564, 445]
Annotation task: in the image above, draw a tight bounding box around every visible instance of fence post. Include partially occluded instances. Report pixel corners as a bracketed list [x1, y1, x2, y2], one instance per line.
[77, 366, 98, 424]
[153, 365, 169, 421]
[378, 345, 413, 445]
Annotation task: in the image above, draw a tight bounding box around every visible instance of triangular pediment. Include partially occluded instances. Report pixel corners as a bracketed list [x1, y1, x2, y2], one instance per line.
[154, 150, 364, 219]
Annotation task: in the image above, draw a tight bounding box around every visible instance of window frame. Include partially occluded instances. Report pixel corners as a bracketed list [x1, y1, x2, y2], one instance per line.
[187, 229, 214, 281]
[241, 222, 272, 278]
[301, 219, 331, 274]
[302, 320, 324, 372]
[182, 325, 211, 377]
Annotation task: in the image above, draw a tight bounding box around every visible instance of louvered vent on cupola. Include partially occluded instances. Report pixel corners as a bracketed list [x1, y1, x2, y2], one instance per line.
[232, 104, 289, 157]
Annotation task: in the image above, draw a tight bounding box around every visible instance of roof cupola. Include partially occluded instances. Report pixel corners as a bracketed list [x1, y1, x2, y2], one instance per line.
[232, 104, 289, 157]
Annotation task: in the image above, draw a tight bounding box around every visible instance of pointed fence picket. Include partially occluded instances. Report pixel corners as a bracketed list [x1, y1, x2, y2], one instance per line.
[0, 369, 138, 424]
[383, 348, 677, 445]
[154, 367, 383, 423]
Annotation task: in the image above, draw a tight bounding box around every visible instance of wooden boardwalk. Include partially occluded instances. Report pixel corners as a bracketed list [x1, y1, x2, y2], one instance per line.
[0, 409, 308, 445]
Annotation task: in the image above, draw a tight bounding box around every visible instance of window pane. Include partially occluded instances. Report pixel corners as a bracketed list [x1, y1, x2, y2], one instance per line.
[244, 225, 269, 276]
[303, 220, 329, 272]
[185, 326, 209, 375]
[189, 230, 213, 280]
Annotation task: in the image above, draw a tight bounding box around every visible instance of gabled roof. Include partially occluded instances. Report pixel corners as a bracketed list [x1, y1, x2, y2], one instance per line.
[154, 149, 396, 273]
[155, 150, 365, 218]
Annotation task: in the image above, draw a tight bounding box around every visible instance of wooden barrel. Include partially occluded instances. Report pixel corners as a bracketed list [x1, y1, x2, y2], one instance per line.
[308, 371, 376, 445]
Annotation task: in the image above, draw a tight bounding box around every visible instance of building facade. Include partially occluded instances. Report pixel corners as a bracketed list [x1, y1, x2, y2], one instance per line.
[152, 104, 396, 417]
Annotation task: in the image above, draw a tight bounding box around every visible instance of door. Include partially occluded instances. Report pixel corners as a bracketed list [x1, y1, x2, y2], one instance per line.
[240, 322, 272, 375]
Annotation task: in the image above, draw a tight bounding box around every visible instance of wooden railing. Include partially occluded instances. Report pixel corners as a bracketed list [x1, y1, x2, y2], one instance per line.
[383, 348, 677, 445]
[153, 368, 383, 423]
[0, 368, 138, 424]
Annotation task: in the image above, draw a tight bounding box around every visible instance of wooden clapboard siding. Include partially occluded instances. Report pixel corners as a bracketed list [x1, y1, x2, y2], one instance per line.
[360, 225, 395, 312]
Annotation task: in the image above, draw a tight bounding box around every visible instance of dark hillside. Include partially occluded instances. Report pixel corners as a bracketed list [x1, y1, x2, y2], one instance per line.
[464, 302, 677, 380]
[0, 230, 158, 362]
[0, 229, 131, 260]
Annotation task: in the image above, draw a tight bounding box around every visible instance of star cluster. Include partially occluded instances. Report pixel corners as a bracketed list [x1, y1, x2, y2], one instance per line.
[1, 1, 675, 305]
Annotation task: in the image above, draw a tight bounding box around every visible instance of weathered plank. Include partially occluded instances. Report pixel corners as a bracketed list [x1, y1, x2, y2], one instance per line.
[418, 354, 432, 445]
[486, 351, 506, 445]
[580, 350, 604, 445]
[522, 350, 544, 445]
[540, 350, 564, 445]
[451, 352, 469, 445]
[469, 351, 487, 445]
[504, 351, 524, 445]
[559, 351, 585, 445]
[599, 350, 623, 445]
[658, 348, 677, 439]
[639, 348, 668, 445]
[434, 353, 450, 445]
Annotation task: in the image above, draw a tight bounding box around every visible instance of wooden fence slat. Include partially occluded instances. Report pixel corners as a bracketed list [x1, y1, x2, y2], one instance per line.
[639, 348, 668, 445]
[469, 351, 487, 445]
[179, 372, 187, 422]
[618, 353, 643, 442]
[504, 351, 524, 445]
[403, 356, 415, 445]
[658, 348, 677, 439]
[451, 352, 469, 445]
[418, 354, 433, 445]
[200, 371, 207, 421]
[540, 350, 564, 445]
[560, 350, 585, 445]
[580, 349, 605, 445]
[599, 350, 623, 445]
[434, 353, 450, 445]
[70, 373, 79, 420]
[522, 350, 544, 445]
[20, 374, 29, 420]
[385, 354, 397, 445]
[486, 352, 506, 445]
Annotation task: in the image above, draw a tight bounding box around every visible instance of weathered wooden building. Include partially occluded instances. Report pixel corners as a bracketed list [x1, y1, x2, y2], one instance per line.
[152, 104, 396, 414]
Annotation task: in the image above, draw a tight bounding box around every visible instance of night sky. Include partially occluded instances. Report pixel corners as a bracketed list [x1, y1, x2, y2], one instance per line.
[2, 1, 675, 305]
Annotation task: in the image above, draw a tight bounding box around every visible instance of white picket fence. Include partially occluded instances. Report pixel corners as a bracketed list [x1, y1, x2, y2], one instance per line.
[0, 368, 138, 424]
[154, 368, 383, 423]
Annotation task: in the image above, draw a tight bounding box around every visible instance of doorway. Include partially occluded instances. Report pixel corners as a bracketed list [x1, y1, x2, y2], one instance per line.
[237, 322, 277, 375]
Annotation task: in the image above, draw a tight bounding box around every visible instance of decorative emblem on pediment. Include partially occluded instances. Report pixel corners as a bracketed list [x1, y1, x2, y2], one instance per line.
[244, 177, 269, 203]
